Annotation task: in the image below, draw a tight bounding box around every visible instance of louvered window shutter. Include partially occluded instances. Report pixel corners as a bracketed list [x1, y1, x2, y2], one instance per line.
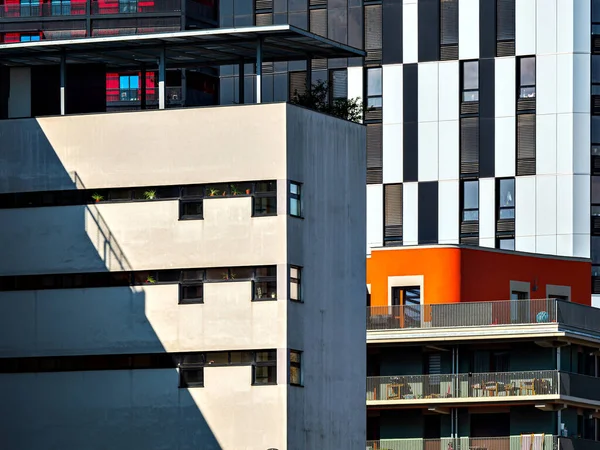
[309, 8, 327, 37]
[460, 117, 479, 176]
[384, 184, 403, 243]
[440, 0, 458, 60]
[330, 69, 348, 100]
[364, 4, 382, 62]
[367, 124, 383, 184]
[496, 0, 515, 56]
[517, 114, 536, 176]
[289, 71, 307, 99]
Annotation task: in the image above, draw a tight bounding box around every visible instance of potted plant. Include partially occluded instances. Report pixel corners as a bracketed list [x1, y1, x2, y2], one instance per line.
[146, 275, 157, 284]
[92, 193, 104, 203]
[144, 189, 157, 200]
[208, 188, 220, 197]
[231, 185, 242, 196]
[245, 188, 251, 195]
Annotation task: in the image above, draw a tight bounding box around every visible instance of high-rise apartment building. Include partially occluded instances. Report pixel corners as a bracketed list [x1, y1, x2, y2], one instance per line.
[0, 33, 367, 449]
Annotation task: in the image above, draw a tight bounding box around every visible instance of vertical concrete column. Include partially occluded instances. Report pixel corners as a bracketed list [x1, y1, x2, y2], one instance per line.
[60, 52, 66, 116]
[158, 47, 166, 110]
[255, 38, 262, 104]
[238, 62, 245, 104]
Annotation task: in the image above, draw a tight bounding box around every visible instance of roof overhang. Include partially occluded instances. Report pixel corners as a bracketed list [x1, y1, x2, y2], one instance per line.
[0, 25, 365, 68]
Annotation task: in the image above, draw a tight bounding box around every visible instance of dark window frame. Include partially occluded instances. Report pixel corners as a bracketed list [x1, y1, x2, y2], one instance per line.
[253, 266, 278, 301]
[383, 183, 403, 245]
[252, 181, 277, 217]
[289, 349, 302, 386]
[179, 199, 204, 220]
[517, 56, 536, 99]
[329, 68, 348, 105]
[252, 350, 278, 386]
[290, 266, 301, 302]
[460, 60, 479, 103]
[460, 179, 479, 222]
[497, 178, 515, 220]
[365, 66, 383, 109]
[497, 237, 515, 251]
[289, 181, 302, 218]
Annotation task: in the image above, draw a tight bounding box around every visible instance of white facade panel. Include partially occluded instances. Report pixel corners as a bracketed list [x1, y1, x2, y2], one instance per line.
[480, 238, 495, 248]
[573, 53, 591, 114]
[418, 62, 439, 123]
[536, 175, 557, 239]
[383, 123, 403, 184]
[516, 236, 536, 253]
[556, 54, 574, 115]
[573, 0, 591, 54]
[366, 184, 383, 251]
[557, 114, 574, 174]
[438, 120, 460, 181]
[516, 176, 536, 238]
[418, 122, 439, 181]
[536, 235, 557, 255]
[573, 174, 591, 235]
[403, 182, 419, 245]
[479, 178, 496, 242]
[556, 0, 574, 54]
[495, 57, 516, 118]
[8, 67, 31, 119]
[536, 0, 557, 55]
[438, 61, 459, 122]
[573, 233, 591, 258]
[516, 0, 536, 56]
[403, 3, 418, 64]
[383, 64, 403, 125]
[495, 116, 516, 178]
[557, 233, 574, 257]
[536, 55, 558, 115]
[438, 180, 459, 244]
[536, 114, 557, 175]
[458, 0, 479, 60]
[556, 174, 574, 236]
[573, 112, 591, 175]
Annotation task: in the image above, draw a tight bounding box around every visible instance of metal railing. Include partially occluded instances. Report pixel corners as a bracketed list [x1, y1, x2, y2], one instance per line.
[0, 0, 184, 18]
[0, 3, 86, 18]
[367, 370, 564, 402]
[366, 436, 558, 450]
[90, 0, 182, 14]
[367, 299, 600, 335]
[106, 87, 181, 104]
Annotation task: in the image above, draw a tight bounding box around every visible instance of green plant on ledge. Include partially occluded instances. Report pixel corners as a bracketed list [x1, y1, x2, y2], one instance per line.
[91, 193, 104, 202]
[208, 188, 220, 197]
[230, 184, 242, 196]
[146, 275, 157, 284]
[144, 189, 157, 200]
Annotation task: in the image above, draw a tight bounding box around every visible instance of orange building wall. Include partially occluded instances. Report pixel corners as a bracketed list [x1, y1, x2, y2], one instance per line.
[366, 247, 591, 307]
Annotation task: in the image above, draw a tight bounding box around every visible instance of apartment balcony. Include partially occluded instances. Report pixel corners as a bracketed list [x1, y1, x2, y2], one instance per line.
[367, 299, 600, 344]
[366, 371, 600, 407]
[106, 86, 183, 107]
[366, 436, 594, 450]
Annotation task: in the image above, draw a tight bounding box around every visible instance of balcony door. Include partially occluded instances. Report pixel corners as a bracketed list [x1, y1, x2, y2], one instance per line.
[391, 286, 421, 328]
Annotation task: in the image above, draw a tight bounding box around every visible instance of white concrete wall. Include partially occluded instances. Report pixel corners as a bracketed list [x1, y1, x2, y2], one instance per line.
[285, 105, 366, 449]
[0, 367, 287, 450]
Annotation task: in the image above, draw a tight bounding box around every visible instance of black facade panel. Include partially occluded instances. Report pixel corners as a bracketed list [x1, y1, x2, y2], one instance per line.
[403, 63, 418, 182]
[479, 58, 495, 177]
[0, 67, 8, 120]
[479, 0, 496, 59]
[418, 181, 439, 244]
[418, 0, 439, 62]
[66, 64, 106, 115]
[31, 65, 60, 118]
[348, 5, 363, 66]
[382, 0, 402, 64]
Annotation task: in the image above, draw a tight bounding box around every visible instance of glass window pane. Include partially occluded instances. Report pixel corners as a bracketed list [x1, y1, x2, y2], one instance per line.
[180, 369, 203, 387]
[253, 196, 277, 215]
[255, 281, 277, 299]
[206, 268, 228, 281]
[592, 237, 600, 264]
[181, 285, 203, 301]
[593, 205, 600, 217]
[499, 237, 515, 250]
[594, 117, 600, 144]
[256, 350, 276, 362]
[462, 91, 479, 102]
[367, 67, 382, 96]
[463, 210, 479, 221]
[499, 208, 515, 219]
[290, 366, 301, 384]
[593, 0, 600, 22]
[230, 267, 253, 279]
[290, 267, 299, 279]
[368, 97, 383, 108]
[520, 57, 535, 86]
[182, 201, 202, 217]
[290, 351, 301, 363]
[290, 183, 300, 195]
[290, 281, 299, 300]
[206, 352, 229, 365]
[463, 180, 478, 209]
[593, 177, 600, 203]
[463, 61, 478, 90]
[594, 56, 600, 85]
[182, 270, 204, 281]
[255, 181, 276, 193]
[179, 353, 205, 366]
[593, 24, 600, 35]
[254, 365, 276, 384]
[499, 179, 515, 207]
[229, 351, 254, 364]
[290, 198, 301, 216]
[255, 266, 276, 277]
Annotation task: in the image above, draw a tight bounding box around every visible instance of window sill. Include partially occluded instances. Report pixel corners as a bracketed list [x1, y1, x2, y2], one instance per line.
[290, 383, 304, 388]
[289, 214, 304, 220]
[252, 213, 278, 218]
[252, 297, 278, 302]
[178, 216, 204, 221]
[178, 299, 204, 305]
[252, 382, 277, 386]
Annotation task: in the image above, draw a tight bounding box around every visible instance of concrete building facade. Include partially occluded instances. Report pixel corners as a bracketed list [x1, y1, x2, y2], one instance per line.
[0, 103, 367, 449]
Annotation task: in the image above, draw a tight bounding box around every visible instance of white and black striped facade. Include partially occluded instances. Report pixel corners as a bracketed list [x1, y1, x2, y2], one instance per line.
[347, 0, 598, 292]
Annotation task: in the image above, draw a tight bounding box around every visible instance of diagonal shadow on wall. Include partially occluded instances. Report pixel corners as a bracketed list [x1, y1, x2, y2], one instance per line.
[0, 118, 221, 450]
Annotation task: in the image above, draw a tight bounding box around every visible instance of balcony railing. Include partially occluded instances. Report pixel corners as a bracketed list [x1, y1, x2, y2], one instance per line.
[90, 0, 182, 15]
[367, 371, 561, 402]
[106, 87, 182, 104]
[0, 0, 184, 18]
[366, 436, 559, 450]
[0, 3, 86, 18]
[367, 299, 600, 335]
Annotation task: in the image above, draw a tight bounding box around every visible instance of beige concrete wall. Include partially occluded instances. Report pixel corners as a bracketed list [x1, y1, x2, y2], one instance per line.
[0, 103, 288, 193]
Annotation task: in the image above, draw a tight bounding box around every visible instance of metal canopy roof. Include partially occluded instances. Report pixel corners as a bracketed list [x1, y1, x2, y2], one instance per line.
[0, 25, 365, 68]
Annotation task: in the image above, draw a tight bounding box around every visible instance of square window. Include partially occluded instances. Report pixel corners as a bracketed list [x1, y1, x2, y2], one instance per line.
[179, 368, 204, 388]
[290, 266, 301, 301]
[252, 196, 277, 216]
[498, 238, 515, 251]
[179, 200, 203, 220]
[289, 182, 302, 217]
[290, 350, 302, 386]
[254, 280, 277, 300]
[179, 284, 203, 304]
[253, 365, 277, 385]
[461, 180, 479, 222]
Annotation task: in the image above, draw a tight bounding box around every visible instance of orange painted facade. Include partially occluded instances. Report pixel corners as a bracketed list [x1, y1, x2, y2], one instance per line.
[367, 246, 591, 307]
